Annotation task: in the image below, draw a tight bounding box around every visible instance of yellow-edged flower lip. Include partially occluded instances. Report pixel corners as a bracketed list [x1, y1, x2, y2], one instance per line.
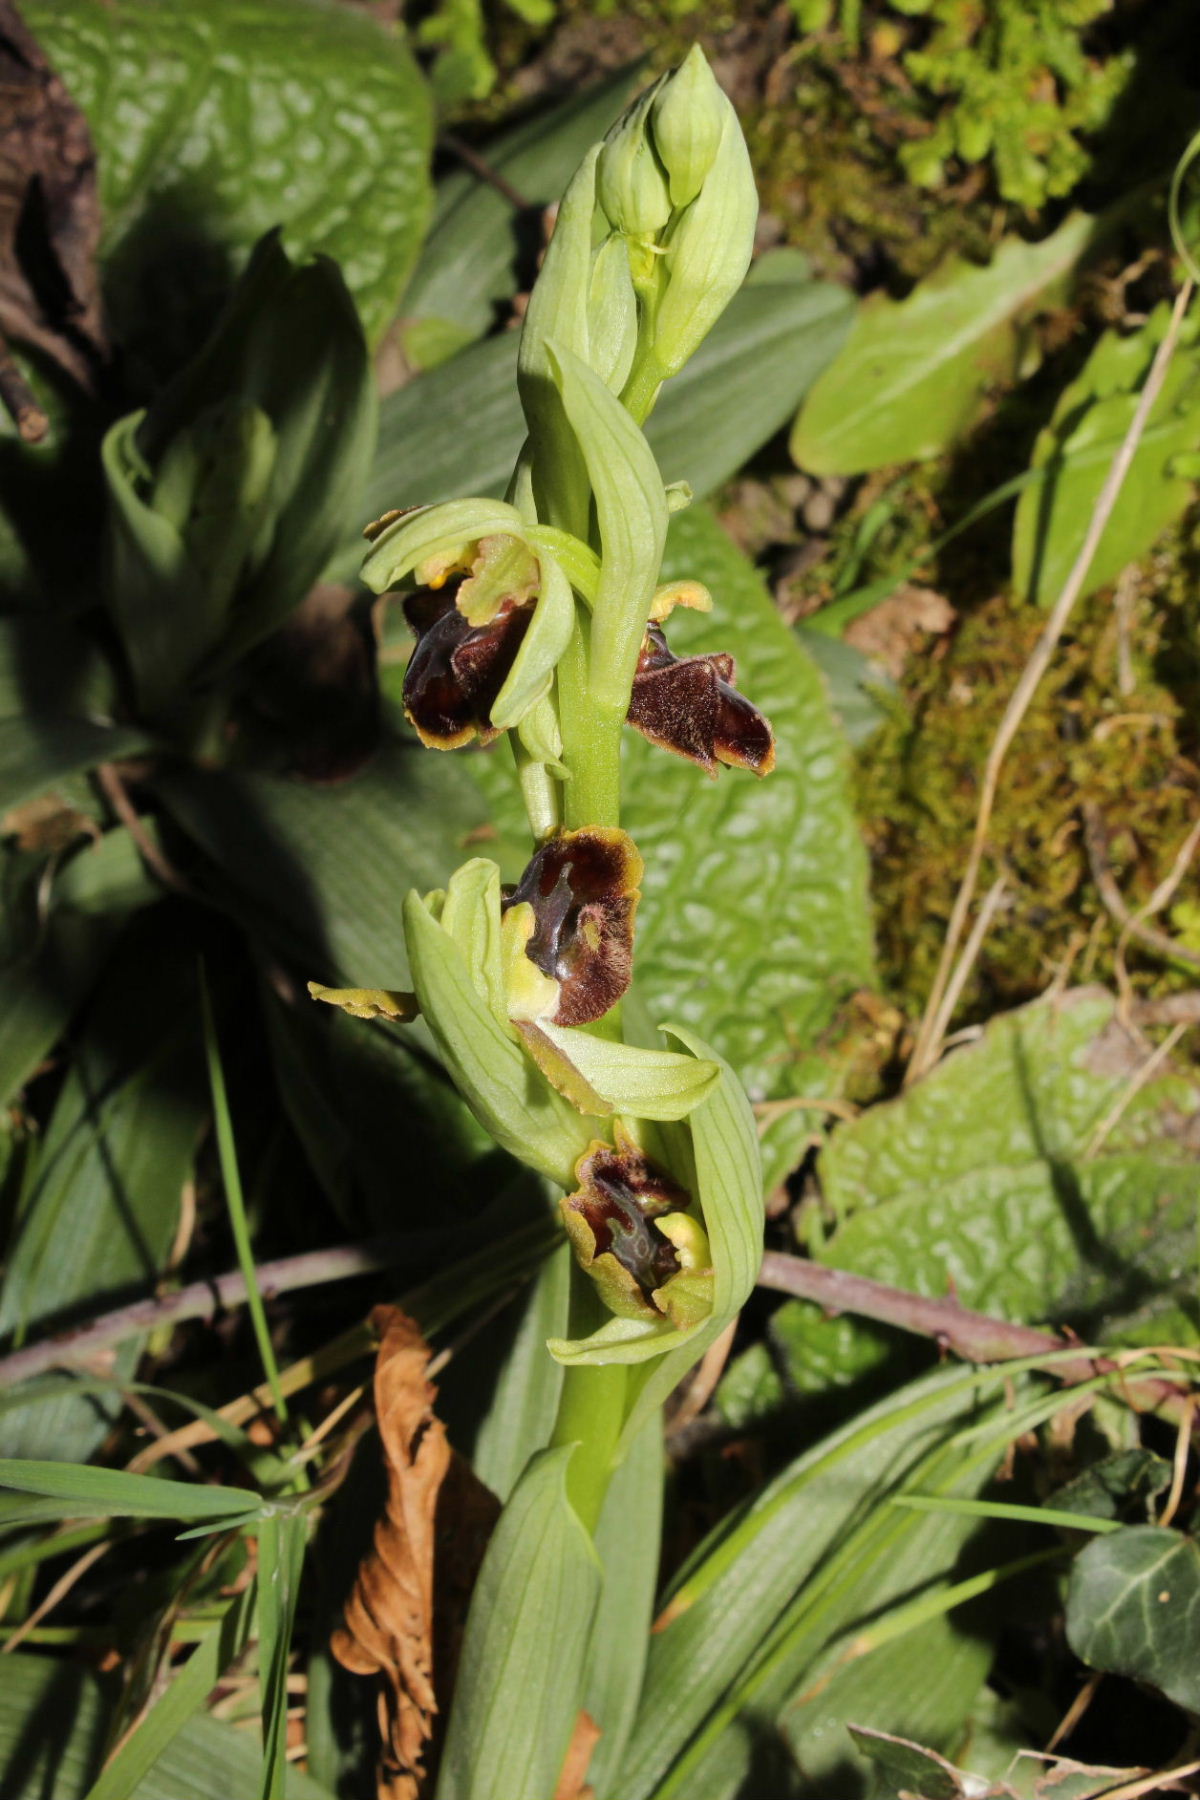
[562, 1139, 692, 1317]
[627, 622, 775, 776]
[401, 582, 531, 749]
[501, 826, 643, 1027]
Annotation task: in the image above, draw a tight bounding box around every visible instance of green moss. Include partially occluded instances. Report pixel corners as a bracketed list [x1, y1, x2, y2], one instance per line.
[856, 516, 1200, 1022]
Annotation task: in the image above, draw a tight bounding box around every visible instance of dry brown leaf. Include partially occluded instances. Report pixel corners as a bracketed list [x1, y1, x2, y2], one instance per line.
[331, 1306, 499, 1800]
[553, 1710, 601, 1800]
[0, 0, 107, 411]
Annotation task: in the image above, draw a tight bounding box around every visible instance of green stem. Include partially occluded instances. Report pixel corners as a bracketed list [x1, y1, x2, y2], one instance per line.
[556, 616, 624, 830]
[550, 1276, 628, 1533]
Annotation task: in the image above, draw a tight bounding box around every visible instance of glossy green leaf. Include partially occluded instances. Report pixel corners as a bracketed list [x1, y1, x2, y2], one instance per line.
[1066, 1526, 1200, 1714]
[404, 890, 592, 1187]
[402, 69, 642, 357]
[26, 0, 432, 354]
[342, 262, 855, 582]
[0, 1460, 258, 1524]
[0, 1651, 337, 1800]
[0, 928, 207, 1461]
[811, 987, 1200, 1342]
[435, 1446, 601, 1800]
[1013, 306, 1200, 606]
[621, 505, 875, 1190]
[791, 212, 1097, 474]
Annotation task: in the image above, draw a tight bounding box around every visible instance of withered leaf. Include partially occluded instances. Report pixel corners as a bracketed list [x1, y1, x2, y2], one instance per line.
[331, 1306, 500, 1800]
[0, 0, 107, 406]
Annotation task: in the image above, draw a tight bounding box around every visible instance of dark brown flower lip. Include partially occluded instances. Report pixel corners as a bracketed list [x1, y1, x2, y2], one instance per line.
[627, 622, 775, 776]
[401, 582, 531, 749]
[564, 1141, 692, 1300]
[501, 827, 643, 1027]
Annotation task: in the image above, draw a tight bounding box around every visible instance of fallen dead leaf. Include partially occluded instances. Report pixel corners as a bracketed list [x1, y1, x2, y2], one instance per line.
[331, 1306, 499, 1800]
[0, 0, 107, 419]
[844, 583, 956, 680]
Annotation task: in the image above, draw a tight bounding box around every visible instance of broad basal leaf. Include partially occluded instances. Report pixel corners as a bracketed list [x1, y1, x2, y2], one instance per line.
[814, 987, 1200, 1341]
[26, 0, 433, 355]
[791, 212, 1097, 474]
[1013, 304, 1200, 606]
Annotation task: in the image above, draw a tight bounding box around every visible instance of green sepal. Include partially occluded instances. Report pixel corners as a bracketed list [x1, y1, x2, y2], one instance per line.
[403, 890, 593, 1187]
[589, 232, 640, 393]
[652, 108, 757, 379]
[438, 859, 508, 1025]
[360, 497, 527, 594]
[521, 1019, 720, 1120]
[546, 1025, 763, 1440]
[490, 549, 575, 730]
[546, 340, 669, 708]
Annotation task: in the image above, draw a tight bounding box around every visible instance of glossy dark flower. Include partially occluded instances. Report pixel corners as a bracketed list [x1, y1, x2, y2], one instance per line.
[402, 582, 531, 749]
[561, 1138, 710, 1323]
[627, 622, 775, 776]
[501, 827, 643, 1027]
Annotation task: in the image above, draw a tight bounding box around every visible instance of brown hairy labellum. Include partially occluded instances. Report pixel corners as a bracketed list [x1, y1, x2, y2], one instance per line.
[402, 582, 530, 749]
[502, 826, 643, 1026]
[627, 622, 775, 776]
[331, 1306, 499, 1800]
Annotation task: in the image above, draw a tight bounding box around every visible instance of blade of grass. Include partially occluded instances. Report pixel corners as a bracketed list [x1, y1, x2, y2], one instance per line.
[84, 1582, 256, 1800]
[0, 1458, 260, 1522]
[200, 972, 287, 1424]
[257, 1511, 307, 1799]
[892, 1494, 1123, 1534]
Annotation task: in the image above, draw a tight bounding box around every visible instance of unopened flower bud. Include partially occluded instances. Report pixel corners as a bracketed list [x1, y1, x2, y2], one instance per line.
[650, 45, 726, 209]
[596, 86, 672, 238]
[652, 108, 757, 377]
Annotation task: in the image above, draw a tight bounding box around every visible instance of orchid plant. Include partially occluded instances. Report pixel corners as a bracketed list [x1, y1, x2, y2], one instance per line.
[317, 51, 775, 1790]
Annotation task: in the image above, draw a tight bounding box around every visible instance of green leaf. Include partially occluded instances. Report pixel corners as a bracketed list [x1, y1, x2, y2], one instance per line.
[0, 827, 157, 1108]
[621, 504, 876, 1190]
[401, 69, 643, 358]
[0, 1460, 258, 1524]
[1066, 1526, 1200, 1714]
[791, 212, 1097, 474]
[154, 726, 492, 985]
[26, 0, 432, 355]
[256, 1513, 308, 1799]
[0, 1650, 337, 1800]
[0, 717, 149, 817]
[84, 1588, 258, 1800]
[1013, 305, 1200, 606]
[0, 928, 207, 1461]
[435, 1446, 601, 1800]
[404, 890, 593, 1187]
[1051, 1450, 1172, 1525]
[811, 987, 1200, 1343]
[613, 1364, 1034, 1800]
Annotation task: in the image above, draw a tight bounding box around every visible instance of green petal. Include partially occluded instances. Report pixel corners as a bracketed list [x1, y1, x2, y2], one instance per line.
[438, 858, 507, 1025]
[525, 1019, 719, 1121]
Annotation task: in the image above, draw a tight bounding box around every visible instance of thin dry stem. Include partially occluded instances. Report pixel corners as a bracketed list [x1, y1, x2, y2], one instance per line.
[908, 277, 1196, 1085]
